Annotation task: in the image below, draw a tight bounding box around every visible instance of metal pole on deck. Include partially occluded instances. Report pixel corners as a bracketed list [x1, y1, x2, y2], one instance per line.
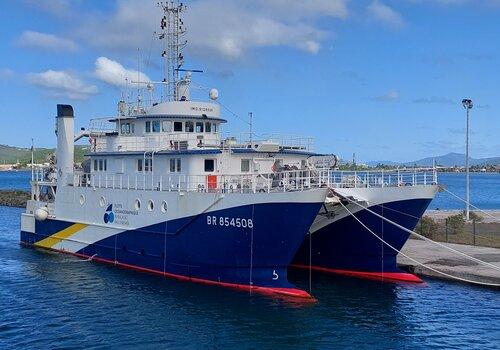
[462, 99, 473, 221]
[31, 138, 34, 181]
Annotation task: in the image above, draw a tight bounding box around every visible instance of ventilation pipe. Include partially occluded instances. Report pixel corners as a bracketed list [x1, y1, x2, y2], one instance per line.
[56, 104, 74, 186]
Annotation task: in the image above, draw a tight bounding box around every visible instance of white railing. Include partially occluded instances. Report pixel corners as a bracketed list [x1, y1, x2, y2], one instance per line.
[92, 133, 222, 153]
[318, 168, 438, 188]
[239, 132, 315, 152]
[70, 168, 437, 194]
[88, 118, 117, 133]
[72, 170, 320, 194]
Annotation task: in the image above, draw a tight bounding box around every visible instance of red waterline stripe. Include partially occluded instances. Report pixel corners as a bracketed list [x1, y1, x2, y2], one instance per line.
[20, 242, 314, 301]
[290, 264, 423, 283]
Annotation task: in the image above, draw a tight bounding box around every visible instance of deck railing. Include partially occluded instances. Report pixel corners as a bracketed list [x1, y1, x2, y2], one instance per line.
[318, 168, 438, 188]
[69, 168, 437, 194]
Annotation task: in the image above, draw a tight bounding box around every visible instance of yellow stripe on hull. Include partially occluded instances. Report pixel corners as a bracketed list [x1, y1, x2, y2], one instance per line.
[34, 223, 88, 249]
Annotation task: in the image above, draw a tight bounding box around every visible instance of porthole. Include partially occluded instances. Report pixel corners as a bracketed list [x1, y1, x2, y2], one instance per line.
[148, 200, 154, 211]
[134, 199, 141, 210]
[79, 194, 85, 205]
[99, 196, 106, 207]
[161, 201, 168, 213]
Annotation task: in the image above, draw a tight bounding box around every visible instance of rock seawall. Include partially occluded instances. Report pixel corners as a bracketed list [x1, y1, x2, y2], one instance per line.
[0, 190, 30, 208]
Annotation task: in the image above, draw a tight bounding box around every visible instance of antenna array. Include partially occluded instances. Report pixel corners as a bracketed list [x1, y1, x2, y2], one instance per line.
[158, 1, 187, 101]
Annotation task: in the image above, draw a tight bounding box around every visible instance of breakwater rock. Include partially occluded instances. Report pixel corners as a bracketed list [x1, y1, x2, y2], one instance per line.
[0, 190, 30, 208]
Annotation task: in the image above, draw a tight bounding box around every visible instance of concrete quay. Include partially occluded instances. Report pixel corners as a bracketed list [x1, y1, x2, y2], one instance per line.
[398, 238, 500, 287]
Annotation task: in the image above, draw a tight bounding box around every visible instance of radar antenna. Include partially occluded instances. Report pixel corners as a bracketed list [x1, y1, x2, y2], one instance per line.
[157, 1, 187, 101]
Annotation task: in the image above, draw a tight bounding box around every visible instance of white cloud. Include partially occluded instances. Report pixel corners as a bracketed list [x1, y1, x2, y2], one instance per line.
[374, 90, 400, 102]
[18, 30, 78, 52]
[74, 0, 347, 60]
[367, 1, 405, 27]
[28, 70, 98, 100]
[94, 57, 151, 88]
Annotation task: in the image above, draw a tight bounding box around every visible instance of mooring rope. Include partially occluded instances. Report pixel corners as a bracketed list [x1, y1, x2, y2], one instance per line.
[337, 200, 500, 287]
[335, 193, 500, 272]
[440, 186, 500, 223]
[375, 202, 494, 240]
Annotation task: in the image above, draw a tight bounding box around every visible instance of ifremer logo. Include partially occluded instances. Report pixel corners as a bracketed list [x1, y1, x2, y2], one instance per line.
[104, 204, 114, 224]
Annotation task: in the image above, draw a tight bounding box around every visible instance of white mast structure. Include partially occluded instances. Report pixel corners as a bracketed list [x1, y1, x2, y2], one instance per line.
[158, 1, 187, 102]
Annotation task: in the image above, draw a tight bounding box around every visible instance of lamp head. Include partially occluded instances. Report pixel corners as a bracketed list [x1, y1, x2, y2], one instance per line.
[462, 99, 473, 110]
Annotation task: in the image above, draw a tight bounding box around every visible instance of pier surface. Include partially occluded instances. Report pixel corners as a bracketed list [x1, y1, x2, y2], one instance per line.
[398, 238, 500, 286]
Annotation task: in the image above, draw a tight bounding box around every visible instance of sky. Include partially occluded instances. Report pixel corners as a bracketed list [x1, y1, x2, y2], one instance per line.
[0, 0, 499, 163]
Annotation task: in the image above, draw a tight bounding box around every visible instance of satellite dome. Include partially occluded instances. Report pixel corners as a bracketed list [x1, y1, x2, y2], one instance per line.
[209, 88, 219, 100]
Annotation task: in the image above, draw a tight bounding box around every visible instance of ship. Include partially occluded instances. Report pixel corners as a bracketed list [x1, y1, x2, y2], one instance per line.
[292, 168, 438, 282]
[20, 3, 328, 299]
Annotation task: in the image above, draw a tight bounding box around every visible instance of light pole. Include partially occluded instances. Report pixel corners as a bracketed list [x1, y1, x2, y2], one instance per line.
[462, 98, 473, 221]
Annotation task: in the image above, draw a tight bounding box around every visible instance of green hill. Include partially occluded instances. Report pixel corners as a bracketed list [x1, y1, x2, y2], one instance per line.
[0, 144, 88, 165]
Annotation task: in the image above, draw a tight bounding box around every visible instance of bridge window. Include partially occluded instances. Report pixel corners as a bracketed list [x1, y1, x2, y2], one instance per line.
[212, 123, 218, 133]
[174, 121, 183, 132]
[137, 158, 152, 172]
[196, 122, 204, 133]
[169, 158, 181, 172]
[144, 158, 153, 172]
[241, 159, 250, 172]
[120, 122, 134, 135]
[145, 121, 151, 133]
[185, 121, 194, 132]
[162, 121, 172, 132]
[96, 159, 107, 171]
[205, 122, 211, 133]
[204, 159, 215, 172]
[152, 120, 161, 133]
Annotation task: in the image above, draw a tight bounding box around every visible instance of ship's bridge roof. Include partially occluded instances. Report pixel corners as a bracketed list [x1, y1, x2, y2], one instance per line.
[111, 100, 227, 123]
[148, 100, 220, 117]
[109, 114, 227, 123]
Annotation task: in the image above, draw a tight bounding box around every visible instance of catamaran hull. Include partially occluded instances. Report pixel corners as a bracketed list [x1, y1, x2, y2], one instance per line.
[21, 188, 327, 299]
[292, 185, 438, 282]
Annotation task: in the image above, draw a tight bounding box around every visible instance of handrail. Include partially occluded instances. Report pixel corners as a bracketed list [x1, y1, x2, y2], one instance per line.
[64, 168, 437, 194]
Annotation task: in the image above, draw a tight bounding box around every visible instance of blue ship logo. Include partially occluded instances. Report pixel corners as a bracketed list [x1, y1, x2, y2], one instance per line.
[103, 204, 114, 224]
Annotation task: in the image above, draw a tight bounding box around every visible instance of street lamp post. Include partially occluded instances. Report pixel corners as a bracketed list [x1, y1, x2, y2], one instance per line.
[462, 98, 473, 221]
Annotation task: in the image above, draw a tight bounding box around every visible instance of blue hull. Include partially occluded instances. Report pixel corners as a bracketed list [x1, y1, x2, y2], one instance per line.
[292, 198, 432, 280]
[21, 202, 322, 298]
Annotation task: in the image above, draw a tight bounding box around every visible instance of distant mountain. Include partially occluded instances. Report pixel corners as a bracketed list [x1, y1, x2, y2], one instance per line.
[367, 152, 500, 167]
[0, 144, 88, 165]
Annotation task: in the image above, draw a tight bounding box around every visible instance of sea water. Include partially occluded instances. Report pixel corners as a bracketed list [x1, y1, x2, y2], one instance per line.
[0, 172, 499, 349]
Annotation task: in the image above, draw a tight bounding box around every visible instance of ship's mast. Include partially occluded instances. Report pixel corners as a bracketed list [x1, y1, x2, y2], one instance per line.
[158, 1, 187, 101]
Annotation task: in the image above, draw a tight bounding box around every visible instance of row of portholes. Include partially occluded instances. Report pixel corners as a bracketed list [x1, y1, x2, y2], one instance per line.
[134, 199, 168, 213]
[80, 194, 168, 213]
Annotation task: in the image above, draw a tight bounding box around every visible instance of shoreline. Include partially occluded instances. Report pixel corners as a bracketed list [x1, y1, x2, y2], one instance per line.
[0, 190, 30, 208]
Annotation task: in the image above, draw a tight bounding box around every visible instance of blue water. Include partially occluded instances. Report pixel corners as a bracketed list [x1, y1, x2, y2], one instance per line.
[0, 171, 31, 191]
[2, 171, 499, 210]
[0, 205, 499, 349]
[431, 172, 500, 210]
